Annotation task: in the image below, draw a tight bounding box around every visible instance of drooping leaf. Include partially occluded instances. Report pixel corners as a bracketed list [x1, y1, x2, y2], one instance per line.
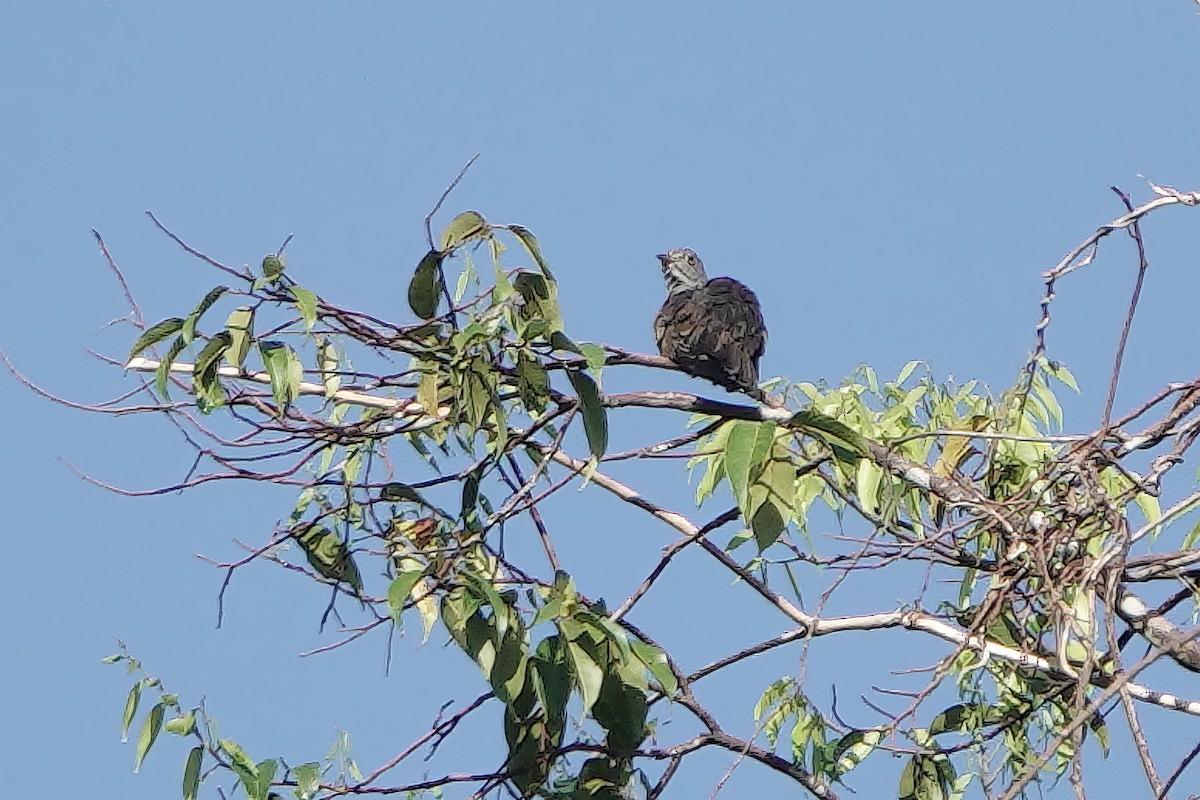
[832, 729, 882, 777]
[219, 739, 261, 796]
[461, 468, 481, 530]
[439, 210, 488, 251]
[387, 569, 426, 627]
[128, 318, 185, 361]
[408, 250, 442, 320]
[224, 307, 254, 368]
[120, 681, 142, 742]
[416, 360, 440, 414]
[567, 368, 607, 457]
[724, 421, 767, 513]
[133, 702, 165, 773]
[154, 335, 187, 399]
[533, 635, 572, 738]
[258, 341, 303, 411]
[182, 746, 203, 800]
[751, 494, 787, 551]
[1088, 711, 1111, 756]
[513, 272, 564, 336]
[317, 337, 339, 399]
[509, 224, 555, 281]
[457, 360, 495, 433]
[565, 639, 604, 714]
[291, 285, 318, 331]
[592, 672, 648, 756]
[630, 639, 678, 696]
[193, 332, 231, 412]
[181, 286, 229, 345]
[577, 341, 607, 384]
[516, 352, 550, 414]
[854, 459, 884, 517]
[293, 525, 363, 594]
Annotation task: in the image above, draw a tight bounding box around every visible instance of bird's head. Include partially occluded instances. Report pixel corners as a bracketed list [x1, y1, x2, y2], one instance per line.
[655, 247, 709, 296]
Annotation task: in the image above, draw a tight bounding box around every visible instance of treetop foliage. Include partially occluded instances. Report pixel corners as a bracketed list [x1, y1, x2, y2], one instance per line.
[17, 174, 1200, 800]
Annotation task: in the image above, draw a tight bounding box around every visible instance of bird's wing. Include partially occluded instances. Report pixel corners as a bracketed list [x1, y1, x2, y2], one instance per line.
[702, 277, 767, 359]
[654, 290, 701, 362]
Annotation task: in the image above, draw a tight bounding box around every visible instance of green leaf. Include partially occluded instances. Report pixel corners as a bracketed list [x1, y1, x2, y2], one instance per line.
[194, 332, 230, 379]
[387, 569, 426, 626]
[1088, 711, 1111, 756]
[293, 525, 363, 593]
[832, 729, 882, 777]
[317, 337, 339, 399]
[219, 739, 258, 788]
[224, 307, 254, 368]
[509, 224, 555, 281]
[896, 359, 923, 386]
[724, 421, 769, 512]
[790, 710, 814, 762]
[790, 409, 867, 461]
[459, 361, 495, 433]
[291, 286, 318, 332]
[291, 762, 321, 800]
[120, 681, 142, 742]
[514, 272, 564, 336]
[461, 468, 481, 528]
[154, 335, 187, 399]
[182, 746, 203, 800]
[258, 341, 303, 411]
[181, 286, 229, 345]
[899, 754, 946, 800]
[630, 640, 678, 696]
[854, 459, 884, 517]
[133, 702, 164, 773]
[439, 210, 488, 251]
[262, 254, 285, 281]
[928, 703, 1009, 735]
[548, 330, 580, 354]
[592, 672, 648, 756]
[164, 711, 196, 736]
[565, 639, 604, 714]
[567, 368, 607, 457]
[1046, 360, 1080, 393]
[380, 483, 424, 504]
[128, 318, 185, 361]
[750, 490, 788, 550]
[516, 352, 550, 414]
[532, 636, 572, 734]
[577, 342, 606, 384]
[408, 250, 442, 320]
[248, 759, 278, 800]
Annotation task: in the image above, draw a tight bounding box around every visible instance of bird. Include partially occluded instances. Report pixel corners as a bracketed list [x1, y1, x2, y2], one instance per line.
[653, 247, 767, 402]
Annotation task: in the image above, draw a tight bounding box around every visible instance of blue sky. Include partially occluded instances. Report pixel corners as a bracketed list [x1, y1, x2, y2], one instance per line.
[4, 3, 1200, 798]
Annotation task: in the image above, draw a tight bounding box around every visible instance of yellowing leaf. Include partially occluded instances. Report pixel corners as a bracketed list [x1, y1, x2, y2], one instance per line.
[439, 210, 488, 251]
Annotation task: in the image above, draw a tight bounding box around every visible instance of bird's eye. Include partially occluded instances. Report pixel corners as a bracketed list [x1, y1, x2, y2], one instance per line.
[686, 255, 696, 265]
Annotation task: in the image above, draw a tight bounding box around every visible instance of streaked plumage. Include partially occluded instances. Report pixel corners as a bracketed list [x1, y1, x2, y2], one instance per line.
[653, 248, 767, 401]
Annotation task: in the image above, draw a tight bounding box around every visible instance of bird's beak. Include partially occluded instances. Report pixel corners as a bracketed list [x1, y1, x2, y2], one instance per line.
[655, 253, 669, 263]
